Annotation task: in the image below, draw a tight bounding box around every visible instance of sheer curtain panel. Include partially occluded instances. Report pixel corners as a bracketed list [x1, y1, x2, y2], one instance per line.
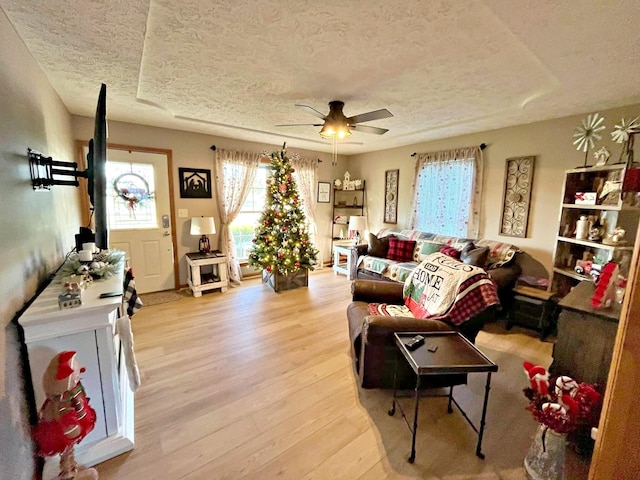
[215, 149, 262, 285]
[291, 156, 322, 266]
[409, 146, 483, 238]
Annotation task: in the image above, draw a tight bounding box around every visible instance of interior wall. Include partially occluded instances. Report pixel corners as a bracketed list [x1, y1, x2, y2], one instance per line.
[0, 10, 81, 479]
[348, 102, 640, 276]
[72, 116, 346, 286]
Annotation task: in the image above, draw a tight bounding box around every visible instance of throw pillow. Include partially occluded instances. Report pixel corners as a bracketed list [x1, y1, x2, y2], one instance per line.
[387, 238, 416, 262]
[368, 233, 394, 258]
[440, 245, 461, 260]
[460, 245, 490, 268]
[420, 241, 444, 256]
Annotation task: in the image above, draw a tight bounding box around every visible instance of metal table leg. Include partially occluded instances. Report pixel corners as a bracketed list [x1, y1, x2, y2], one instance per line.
[388, 351, 399, 416]
[475, 371, 493, 459]
[408, 374, 421, 463]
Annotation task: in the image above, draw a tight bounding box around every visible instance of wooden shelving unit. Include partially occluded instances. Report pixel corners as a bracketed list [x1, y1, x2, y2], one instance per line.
[552, 164, 640, 297]
[331, 181, 365, 256]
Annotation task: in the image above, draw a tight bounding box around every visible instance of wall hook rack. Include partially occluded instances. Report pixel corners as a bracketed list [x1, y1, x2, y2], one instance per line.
[28, 148, 88, 190]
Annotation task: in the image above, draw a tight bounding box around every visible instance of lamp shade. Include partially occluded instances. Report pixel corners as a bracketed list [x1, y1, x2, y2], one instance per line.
[190, 216, 216, 235]
[348, 216, 368, 232]
[319, 122, 351, 139]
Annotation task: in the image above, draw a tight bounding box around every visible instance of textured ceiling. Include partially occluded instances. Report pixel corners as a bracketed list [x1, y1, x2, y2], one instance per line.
[2, 0, 639, 155]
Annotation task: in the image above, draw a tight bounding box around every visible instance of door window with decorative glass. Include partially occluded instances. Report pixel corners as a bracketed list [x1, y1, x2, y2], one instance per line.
[107, 161, 157, 229]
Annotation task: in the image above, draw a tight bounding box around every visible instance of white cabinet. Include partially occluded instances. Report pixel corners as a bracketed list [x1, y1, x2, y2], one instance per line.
[19, 254, 134, 477]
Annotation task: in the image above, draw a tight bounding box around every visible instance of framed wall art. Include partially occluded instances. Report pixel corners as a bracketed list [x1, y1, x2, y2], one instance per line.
[384, 169, 399, 224]
[317, 181, 331, 203]
[499, 156, 535, 237]
[179, 167, 212, 198]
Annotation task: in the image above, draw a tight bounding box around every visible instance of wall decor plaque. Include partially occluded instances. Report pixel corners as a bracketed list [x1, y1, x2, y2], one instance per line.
[317, 181, 331, 203]
[179, 167, 212, 198]
[384, 169, 399, 224]
[500, 156, 535, 237]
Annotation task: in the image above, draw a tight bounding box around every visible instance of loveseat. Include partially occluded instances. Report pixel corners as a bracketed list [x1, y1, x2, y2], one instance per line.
[351, 229, 523, 304]
[347, 274, 497, 389]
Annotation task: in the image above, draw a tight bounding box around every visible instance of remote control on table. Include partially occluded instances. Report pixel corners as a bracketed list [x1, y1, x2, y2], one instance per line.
[406, 335, 425, 351]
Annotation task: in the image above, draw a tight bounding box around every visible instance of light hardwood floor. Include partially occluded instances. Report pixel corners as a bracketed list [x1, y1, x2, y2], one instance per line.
[94, 269, 577, 480]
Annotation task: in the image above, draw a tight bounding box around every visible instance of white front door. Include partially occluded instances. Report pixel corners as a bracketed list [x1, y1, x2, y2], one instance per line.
[102, 148, 175, 293]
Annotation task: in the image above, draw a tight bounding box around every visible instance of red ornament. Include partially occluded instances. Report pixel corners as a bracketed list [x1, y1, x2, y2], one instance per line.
[279, 184, 287, 192]
[266, 265, 272, 272]
[281, 226, 287, 232]
[278, 253, 284, 258]
[295, 262, 301, 267]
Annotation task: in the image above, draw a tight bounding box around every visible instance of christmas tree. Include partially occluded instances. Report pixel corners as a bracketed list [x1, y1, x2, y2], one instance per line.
[248, 146, 318, 277]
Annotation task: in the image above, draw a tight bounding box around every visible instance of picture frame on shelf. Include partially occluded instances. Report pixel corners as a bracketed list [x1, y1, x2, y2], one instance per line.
[317, 181, 331, 203]
[179, 168, 212, 198]
[384, 169, 399, 224]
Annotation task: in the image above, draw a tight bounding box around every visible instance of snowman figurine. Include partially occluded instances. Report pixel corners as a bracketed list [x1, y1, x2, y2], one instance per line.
[33, 351, 98, 480]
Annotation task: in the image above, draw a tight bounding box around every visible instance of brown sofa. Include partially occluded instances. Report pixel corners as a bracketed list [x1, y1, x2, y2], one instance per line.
[347, 279, 496, 389]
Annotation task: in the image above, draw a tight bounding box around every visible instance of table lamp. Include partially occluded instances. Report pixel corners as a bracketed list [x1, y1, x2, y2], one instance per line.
[348, 216, 368, 244]
[190, 216, 216, 254]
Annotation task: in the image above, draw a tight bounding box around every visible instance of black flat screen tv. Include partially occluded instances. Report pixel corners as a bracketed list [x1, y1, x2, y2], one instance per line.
[86, 83, 109, 249]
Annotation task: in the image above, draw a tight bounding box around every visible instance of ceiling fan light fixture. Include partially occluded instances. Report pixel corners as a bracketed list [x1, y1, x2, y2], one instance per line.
[319, 122, 351, 139]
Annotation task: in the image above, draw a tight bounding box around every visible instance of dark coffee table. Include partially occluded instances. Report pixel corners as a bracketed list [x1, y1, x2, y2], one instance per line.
[388, 331, 498, 463]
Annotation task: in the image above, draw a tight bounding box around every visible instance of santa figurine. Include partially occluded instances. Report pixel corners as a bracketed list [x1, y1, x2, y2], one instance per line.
[33, 351, 98, 480]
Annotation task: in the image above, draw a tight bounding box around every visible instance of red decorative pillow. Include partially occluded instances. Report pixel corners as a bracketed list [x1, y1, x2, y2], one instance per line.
[440, 245, 461, 260]
[387, 238, 416, 262]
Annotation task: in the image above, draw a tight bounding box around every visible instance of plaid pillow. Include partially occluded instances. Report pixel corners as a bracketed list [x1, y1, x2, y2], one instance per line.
[387, 238, 416, 262]
[440, 245, 461, 260]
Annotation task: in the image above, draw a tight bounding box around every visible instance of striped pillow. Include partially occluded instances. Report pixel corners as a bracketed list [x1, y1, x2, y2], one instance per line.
[387, 238, 416, 262]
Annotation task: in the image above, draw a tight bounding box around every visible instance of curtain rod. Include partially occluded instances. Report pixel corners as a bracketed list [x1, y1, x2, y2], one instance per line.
[411, 143, 486, 157]
[210, 144, 322, 162]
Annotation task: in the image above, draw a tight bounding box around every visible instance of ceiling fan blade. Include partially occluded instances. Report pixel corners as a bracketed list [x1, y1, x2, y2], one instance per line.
[351, 124, 389, 135]
[295, 104, 327, 120]
[275, 123, 323, 127]
[347, 108, 393, 124]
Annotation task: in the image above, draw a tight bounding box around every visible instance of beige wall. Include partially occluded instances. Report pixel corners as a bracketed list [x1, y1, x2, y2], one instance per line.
[0, 10, 81, 478]
[72, 116, 347, 285]
[348, 103, 640, 276]
[74, 102, 640, 286]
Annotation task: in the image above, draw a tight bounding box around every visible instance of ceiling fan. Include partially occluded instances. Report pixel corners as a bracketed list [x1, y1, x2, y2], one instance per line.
[276, 101, 393, 139]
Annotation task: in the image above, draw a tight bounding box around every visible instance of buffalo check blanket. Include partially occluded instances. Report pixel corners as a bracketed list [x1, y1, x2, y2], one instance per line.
[403, 253, 499, 325]
[367, 253, 499, 326]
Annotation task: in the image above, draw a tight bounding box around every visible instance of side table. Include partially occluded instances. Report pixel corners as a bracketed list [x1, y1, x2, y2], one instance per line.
[332, 241, 365, 280]
[506, 285, 558, 339]
[389, 332, 498, 463]
[185, 251, 229, 297]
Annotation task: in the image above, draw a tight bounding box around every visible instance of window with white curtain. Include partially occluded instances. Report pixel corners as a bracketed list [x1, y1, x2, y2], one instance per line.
[229, 165, 268, 260]
[411, 147, 482, 238]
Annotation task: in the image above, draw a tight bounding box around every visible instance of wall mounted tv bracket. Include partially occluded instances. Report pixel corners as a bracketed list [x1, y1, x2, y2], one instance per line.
[28, 148, 88, 190]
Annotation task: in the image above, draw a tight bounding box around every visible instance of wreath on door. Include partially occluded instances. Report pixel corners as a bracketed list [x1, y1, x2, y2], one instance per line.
[113, 173, 153, 210]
